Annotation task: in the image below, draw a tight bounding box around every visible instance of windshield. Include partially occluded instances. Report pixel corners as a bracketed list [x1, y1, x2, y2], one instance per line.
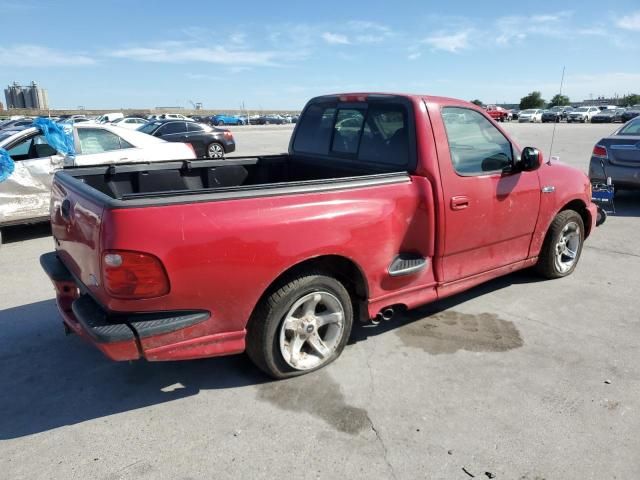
[521, 109, 537, 114]
[0, 130, 19, 143]
[575, 107, 589, 112]
[138, 121, 162, 134]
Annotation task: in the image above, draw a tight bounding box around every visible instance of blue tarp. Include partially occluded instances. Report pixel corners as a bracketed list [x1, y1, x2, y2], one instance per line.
[0, 148, 15, 182]
[33, 117, 75, 157]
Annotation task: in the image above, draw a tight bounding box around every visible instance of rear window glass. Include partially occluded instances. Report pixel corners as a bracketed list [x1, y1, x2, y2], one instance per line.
[294, 102, 409, 166]
[359, 106, 408, 165]
[138, 122, 161, 134]
[293, 104, 336, 155]
[332, 109, 364, 154]
[617, 119, 640, 135]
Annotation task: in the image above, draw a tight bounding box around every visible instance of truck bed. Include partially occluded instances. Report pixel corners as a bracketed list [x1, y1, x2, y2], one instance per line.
[58, 154, 408, 207]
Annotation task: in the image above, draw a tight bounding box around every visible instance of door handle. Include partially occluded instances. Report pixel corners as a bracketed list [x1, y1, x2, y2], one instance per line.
[450, 195, 470, 210]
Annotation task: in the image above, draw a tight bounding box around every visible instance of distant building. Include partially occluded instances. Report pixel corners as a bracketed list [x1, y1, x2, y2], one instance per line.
[0, 100, 4, 111]
[578, 96, 621, 107]
[4, 81, 49, 109]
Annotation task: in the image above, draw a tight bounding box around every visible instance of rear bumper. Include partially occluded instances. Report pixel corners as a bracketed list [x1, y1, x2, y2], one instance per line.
[589, 158, 640, 189]
[40, 252, 245, 361]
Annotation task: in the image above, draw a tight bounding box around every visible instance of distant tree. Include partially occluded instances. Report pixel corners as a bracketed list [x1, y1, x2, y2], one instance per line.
[470, 99, 483, 106]
[620, 93, 640, 106]
[548, 94, 570, 107]
[519, 91, 545, 110]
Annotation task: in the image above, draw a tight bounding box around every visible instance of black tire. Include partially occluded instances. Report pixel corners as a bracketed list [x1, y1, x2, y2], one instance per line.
[535, 210, 585, 279]
[246, 272, 354, 379]
[218, 120, 225, 126]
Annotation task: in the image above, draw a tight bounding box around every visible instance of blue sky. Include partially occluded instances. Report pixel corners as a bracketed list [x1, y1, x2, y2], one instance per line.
[1, 0, 639, 110]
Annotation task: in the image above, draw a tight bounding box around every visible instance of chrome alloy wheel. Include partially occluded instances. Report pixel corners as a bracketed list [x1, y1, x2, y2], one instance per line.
[554, 221, 581, 274]
[279, 291, 345, 371]
[208, 143, 224, 158]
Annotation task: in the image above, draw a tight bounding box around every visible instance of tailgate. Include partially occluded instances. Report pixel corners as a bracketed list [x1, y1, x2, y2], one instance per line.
[50, 173, 104, 297]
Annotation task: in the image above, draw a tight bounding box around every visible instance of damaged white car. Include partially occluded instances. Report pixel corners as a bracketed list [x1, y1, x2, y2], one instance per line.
[0, 122, 196, 241]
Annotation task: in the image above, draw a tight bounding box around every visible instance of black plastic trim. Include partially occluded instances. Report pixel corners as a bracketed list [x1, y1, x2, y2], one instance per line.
[70, 294, 210, 343]
[72, 295, 136, 343]
[40, 252, 74, 282]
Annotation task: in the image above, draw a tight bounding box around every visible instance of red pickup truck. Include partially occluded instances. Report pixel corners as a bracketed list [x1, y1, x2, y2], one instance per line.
[485, 105, 510, 122]
[41, 93, 597, 378]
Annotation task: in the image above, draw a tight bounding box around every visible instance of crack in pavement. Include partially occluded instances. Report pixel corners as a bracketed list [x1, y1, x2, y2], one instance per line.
[362, 344, 398, 480]
[585, 245, 640, 259]
[366, 411, 398, 480]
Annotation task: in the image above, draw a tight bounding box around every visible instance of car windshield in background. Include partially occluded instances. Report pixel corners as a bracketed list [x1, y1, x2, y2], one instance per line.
[0, 130, 19, 142]
[521, 109, 537, 114]
[617, 119, 640, 135]
[575, 107, 589, 112]
[138, 122, 162, 134]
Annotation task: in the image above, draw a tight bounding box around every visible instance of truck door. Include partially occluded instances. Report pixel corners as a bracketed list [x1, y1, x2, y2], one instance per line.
[433, 106, 541, 282]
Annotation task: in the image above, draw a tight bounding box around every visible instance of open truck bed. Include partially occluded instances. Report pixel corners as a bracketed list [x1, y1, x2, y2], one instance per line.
[63, 154, 408, 207]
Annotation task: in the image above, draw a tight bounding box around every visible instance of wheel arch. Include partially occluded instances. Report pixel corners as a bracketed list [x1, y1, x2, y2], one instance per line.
[559, 199, 592, 238]
[253, 255, 370, 321]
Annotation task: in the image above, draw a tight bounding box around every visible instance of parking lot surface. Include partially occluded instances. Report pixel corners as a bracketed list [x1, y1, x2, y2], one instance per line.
[1, 122, 639, 479]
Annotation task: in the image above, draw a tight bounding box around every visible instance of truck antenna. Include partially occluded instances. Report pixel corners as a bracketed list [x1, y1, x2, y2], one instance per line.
[548, 66, 565, 164]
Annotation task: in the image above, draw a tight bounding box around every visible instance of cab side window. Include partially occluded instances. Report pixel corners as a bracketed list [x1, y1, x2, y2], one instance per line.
[7, 134, 57, 160]
[441, 107, 513, 175]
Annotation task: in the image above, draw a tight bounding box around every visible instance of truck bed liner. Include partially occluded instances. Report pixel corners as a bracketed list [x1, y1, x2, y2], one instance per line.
[57, 155, 409, 207]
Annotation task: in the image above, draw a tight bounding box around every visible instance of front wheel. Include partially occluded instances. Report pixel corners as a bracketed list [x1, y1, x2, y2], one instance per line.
[246, 273, 353, 378]
[535, 210, 585, 279]
[207, 142, 224, 159]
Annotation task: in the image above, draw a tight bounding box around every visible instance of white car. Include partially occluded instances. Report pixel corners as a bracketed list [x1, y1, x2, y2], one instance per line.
[148, 113, 194, 121]
[0, 124, 195, 230]
[518, 109, 543, 123]
[95, 112, 124, 124]
[567, 106, 601, 123]
[111, 117, 149, 130]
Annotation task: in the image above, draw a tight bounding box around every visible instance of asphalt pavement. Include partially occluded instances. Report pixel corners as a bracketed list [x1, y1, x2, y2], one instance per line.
[1, 122, 639, 480]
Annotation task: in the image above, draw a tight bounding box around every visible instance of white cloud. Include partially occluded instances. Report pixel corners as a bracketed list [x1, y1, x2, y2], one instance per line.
[408, 52, 421, 60]
[617, 11, 640, 31]
[423, 31, 470, 53]
[108, 43, 291, 66]
[321, 32, 350, 45]
[0, 45, 95, 66]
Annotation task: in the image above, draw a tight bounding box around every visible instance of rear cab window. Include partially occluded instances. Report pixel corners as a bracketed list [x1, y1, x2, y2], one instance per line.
[292, 96, 414, 170]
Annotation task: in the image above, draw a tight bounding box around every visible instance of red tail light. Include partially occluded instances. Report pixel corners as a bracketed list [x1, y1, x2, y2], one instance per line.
[592, 145, 608, 158]
[185, 143, 196, 157]
[102, 250, 170, 299]
[223, 131, 233, 139]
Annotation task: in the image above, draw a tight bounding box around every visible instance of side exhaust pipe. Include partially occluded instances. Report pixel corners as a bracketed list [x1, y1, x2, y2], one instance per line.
[372, 307, 395, 324]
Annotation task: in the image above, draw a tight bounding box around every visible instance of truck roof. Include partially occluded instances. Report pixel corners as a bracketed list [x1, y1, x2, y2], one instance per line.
[309, 92, 473, 107]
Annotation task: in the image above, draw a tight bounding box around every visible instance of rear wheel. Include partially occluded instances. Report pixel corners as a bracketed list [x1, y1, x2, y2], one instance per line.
[536, 210, 585, 279]
[218, 120, 225, 126]
[207, 142, 224, 159]
[246, 272, 353, 378]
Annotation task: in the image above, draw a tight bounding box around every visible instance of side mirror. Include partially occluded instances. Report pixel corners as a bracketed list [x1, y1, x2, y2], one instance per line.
[520, 147, 543, 171]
